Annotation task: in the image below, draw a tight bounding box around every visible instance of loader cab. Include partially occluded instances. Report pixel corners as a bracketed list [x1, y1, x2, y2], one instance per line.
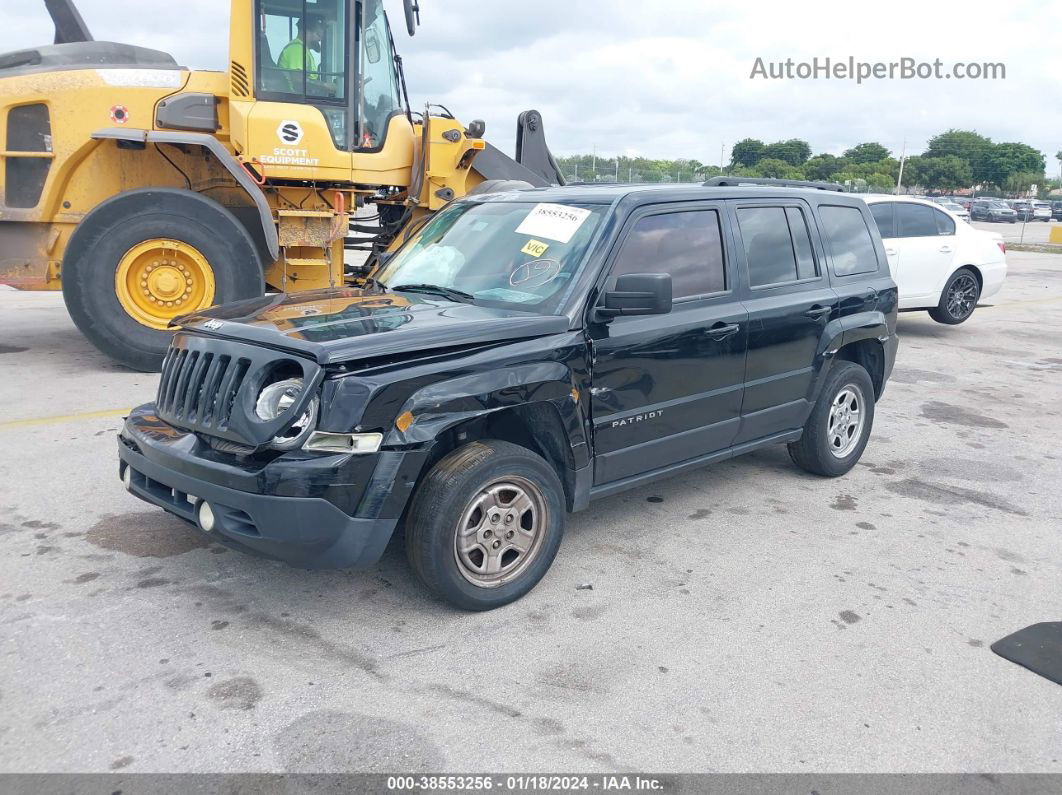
[229, 0, 410, 182]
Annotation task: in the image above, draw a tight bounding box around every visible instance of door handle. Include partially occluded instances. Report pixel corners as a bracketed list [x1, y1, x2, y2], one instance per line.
[939, 245, 954, 253]
[885, 248, 897, 256]
[804, 305, 832, 319]
[704, 322, 739, 340]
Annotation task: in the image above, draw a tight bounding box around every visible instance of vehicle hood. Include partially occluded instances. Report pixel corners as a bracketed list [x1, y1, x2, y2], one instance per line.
[174, 288, 571, 365]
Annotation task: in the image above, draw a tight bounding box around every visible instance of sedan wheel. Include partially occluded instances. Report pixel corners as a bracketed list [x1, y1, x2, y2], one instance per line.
[929, 268, 980, 325]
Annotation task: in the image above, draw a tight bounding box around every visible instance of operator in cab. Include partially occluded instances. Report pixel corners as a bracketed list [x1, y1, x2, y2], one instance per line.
[277, 15, 334, 96]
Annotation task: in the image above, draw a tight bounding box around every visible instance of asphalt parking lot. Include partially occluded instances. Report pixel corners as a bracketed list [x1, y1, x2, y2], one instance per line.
[972, 218, 1061, 244]
[1, 249, 1060, 774]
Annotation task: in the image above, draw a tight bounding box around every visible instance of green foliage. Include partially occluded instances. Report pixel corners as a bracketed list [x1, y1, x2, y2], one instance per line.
[761, 139, 811, 166]
[917, 155, 973, 192]
[843, 142, 891, 164]
[730, 138, 765, 168]
[747, 158, 804, 179]
[984, 143, 1045, 186]
[1002, 170, 1042, 194]
[803, 154, 843, 181]
[924, 129, 994, 183]
[555, 128, 1046, 194]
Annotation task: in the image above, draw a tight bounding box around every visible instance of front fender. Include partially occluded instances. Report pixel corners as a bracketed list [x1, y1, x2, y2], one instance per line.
[383, 361, 585, 451]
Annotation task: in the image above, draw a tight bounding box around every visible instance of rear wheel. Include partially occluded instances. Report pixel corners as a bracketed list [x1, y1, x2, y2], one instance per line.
[62, 188, 264, 371]
[788, 361, 875, 477]
[405, 440, 565, 610]
[928, 267, 980, 325]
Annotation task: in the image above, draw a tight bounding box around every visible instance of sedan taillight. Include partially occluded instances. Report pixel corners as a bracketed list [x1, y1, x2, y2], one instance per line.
[998, 242, 1006, 255]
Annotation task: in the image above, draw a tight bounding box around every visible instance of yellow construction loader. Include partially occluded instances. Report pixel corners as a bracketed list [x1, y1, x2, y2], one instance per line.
[0, 0, 563, 370]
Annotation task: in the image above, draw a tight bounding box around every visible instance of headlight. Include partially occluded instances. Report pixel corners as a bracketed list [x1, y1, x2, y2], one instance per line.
[255, 377, 318, 450]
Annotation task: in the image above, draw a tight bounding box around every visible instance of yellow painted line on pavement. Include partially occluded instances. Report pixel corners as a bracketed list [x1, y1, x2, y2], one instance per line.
[0, 407, 131, 431]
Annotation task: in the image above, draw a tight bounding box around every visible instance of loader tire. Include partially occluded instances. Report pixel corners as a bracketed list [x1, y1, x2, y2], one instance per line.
[62, 188, 264, 372]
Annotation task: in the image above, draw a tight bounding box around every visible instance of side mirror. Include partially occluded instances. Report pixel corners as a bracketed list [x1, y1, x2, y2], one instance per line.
[365, 30, 381, 63]
[403, 0, 421, 36]
[597, 273, 672, 318]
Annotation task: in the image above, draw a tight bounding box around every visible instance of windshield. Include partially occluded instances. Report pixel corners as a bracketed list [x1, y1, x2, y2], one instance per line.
[376, 200, 607, 313]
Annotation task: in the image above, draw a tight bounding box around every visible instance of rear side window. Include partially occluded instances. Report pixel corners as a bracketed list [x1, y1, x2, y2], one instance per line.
[737, 206, 819, 287]
[818, 205, 879, 277]
[609, 210, 726, 299]
[870, 202, 896, 239]
[934, 210, 955, 236]
[895, 203, 937, 237]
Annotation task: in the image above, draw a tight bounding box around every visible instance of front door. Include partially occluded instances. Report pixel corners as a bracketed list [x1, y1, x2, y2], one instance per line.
[728, 201, 837, 444]
[588, 204, 748, 486]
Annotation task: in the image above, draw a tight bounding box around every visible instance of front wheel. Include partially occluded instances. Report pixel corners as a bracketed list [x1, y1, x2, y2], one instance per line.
[928, 267, 980, 325]
[62, 188, 264, 371]
[788, 361, 875, 477]
[405, 440, 565, 610]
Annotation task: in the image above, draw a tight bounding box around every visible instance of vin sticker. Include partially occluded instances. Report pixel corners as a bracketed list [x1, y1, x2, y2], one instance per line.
[515, 204, 591, 243]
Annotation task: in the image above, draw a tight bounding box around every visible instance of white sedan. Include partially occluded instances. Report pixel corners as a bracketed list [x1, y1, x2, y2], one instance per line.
[863, 195, 1007, 324]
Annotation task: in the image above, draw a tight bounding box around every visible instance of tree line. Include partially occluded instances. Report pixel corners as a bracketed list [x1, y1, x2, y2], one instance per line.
[556, 131, 1060, 197]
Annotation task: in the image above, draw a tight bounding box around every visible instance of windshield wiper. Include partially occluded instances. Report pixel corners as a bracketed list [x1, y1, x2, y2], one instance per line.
[388, 283, 476, 303]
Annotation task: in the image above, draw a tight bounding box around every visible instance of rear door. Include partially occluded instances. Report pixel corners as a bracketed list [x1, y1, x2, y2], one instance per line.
[588, 203, 748, 485]
[816, 202, 894, 325]
[894, 202, 957, 301]
[729, 201, 837, 444]
[869, 201, 899, 278]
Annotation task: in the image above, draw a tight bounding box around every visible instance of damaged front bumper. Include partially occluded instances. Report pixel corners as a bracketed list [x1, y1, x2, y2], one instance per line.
[117, 404, 430, 569]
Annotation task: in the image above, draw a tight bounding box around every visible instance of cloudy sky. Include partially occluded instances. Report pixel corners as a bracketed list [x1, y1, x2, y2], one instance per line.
[5, 0, 1061, 170]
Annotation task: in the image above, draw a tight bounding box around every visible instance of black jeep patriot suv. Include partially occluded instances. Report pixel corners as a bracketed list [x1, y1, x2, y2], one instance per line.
[118, 181, 898, 610]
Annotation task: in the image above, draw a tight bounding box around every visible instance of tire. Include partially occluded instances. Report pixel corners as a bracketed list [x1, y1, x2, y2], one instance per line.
[928, 267, 980, 325]
[788, 361, 875, 477]
[62, 188, 265, 371]
[405, 440, 565, 610]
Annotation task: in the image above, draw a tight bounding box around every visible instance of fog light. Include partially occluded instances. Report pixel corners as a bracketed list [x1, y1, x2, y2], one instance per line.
[122, 465, 132, 490]
[197, 501, 216, 533]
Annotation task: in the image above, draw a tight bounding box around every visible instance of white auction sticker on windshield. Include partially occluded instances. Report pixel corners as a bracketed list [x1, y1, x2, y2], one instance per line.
[514, 204, 591, 244]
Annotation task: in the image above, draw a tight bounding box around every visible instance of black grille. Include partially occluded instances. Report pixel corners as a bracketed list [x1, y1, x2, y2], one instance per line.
[155, 332, 323, 448]
[157, 348, 249, 430]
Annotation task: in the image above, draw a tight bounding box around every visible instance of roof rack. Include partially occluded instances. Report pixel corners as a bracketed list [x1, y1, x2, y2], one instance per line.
[702, 176, 844, 192]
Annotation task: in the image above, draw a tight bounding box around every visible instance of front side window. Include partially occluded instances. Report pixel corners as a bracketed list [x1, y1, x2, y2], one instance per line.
[608, 210, 727, 299]
[257, 0, 349, 146]
[376, 200, 606, 313]
[819, 205, 879, 277]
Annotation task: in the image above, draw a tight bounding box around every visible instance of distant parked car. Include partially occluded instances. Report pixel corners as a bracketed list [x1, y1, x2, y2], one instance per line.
[865, 196, 1007, 324]
[970, 199, 1017, 223]
[1052, 201, 1062, 221]
[1031, 200, 1053, 221]
[937, 200, 970, 222]
[1006, 199, 1032, 221]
